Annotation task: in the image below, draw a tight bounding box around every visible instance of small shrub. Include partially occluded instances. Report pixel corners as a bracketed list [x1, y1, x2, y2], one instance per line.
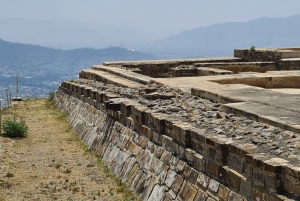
[2, 116, 28, 138]
[63, 168, 72, 174]
[115, 179, 122, 186]
[55, 164, 62, 169]
[249, 45, 256, 52]
[6, 172, 14, 178]
[86, 163, 95, 168]
[72, 187, 80, 194]
[116, 185, 125, 193]
[0, 179, 12, 189]
[48, 90, 56, 100]
[58, 113, 67, 120]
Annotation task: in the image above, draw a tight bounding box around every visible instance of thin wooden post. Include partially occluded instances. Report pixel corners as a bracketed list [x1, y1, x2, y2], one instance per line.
[9, 93, 11, 107]
[6, 89, 9, 107]
[16, 75, 19, 99]
[0, 100, 2, 134]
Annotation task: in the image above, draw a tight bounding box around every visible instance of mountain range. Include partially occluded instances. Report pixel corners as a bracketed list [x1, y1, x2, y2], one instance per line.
[2, 14, 300, 54]
[157, 14, 300, 51]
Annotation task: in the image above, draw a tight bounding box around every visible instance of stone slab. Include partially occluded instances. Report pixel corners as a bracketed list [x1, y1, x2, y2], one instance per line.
[80, 69, 143, 88]
[222, 102, 300, 132]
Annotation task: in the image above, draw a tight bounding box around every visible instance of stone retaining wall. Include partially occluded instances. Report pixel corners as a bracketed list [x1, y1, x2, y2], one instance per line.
[54, 81, 299, 201]
[234, 49, 300, 64]
[196, 68, 233, 76]
[234, 50, 282, 62]
[169, 67, 196, 77]
[279, 59, 300, 70]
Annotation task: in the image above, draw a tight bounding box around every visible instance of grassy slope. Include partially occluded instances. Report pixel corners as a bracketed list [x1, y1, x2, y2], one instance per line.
[0, 99, 137, 201]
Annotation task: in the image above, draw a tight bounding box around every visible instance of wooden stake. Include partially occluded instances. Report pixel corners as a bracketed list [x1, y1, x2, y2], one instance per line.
[0, 100, 2, 134]
[6, 89, 9, 107]
[16, 75, 19, 99]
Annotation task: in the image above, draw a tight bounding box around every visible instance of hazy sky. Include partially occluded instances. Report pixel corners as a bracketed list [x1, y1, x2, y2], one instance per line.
[1, 0, 300, 37]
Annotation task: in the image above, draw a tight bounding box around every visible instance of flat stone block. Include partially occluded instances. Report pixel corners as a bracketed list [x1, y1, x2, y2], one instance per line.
[227, 168, 243, 191]
[165, 169, 177, 188]
[185, 148, 195, 166]
[196, 172, 211, 190]
[194, 190, 208, 201]
[161, 135, 173, 151]
[228, 191, 245, 201]
[208, 179, 220, 194]
[141, 125, 153, 140]
[193, 153, 206, 172]
[175, 160, 186, 173]
[126, 117, 134, 130]
[152, 113, 167, 134]
[251, 185, 270, 201]
[171, 174, 184, 195]
[152, 131, 162, 145]
[270, 193, 295, 201]
[252, 168, 264, 186]
[240, 178, 252, 198]
[183, 166, 198, 185]
[206, 159, 219, 178]
[265, 172, 283, 192]
[218, 184, 230, 201]
[178, 181, 198, 201]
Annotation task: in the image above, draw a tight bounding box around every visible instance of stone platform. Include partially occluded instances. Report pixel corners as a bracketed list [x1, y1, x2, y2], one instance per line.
[55, 47, 300, 200]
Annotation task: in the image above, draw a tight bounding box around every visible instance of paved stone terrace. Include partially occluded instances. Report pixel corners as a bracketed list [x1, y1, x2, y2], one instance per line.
[81, 63, 300, 133]
[155, 71, 300, 132]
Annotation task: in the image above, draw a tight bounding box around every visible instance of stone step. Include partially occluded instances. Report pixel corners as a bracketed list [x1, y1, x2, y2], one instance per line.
[103, 57, 242, 67]
[79, 69, 144, 88]
[196, 67, 233, 76]
[194, 62, 277, 73]
[222, 101, 300, 132]
[91, 65, 150, 84]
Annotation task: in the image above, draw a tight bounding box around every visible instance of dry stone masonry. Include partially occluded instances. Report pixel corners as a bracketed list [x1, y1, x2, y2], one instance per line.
[55, 47, 300, 201]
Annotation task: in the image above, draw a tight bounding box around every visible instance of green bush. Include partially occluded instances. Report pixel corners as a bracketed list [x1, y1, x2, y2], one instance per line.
[249, 45, 256, 52]
[48, 90, 56, 100]
[2, 116, 28, 138]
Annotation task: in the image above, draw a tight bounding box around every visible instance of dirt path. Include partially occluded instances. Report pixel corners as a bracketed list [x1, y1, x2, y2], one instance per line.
[0, 99, 137, 201]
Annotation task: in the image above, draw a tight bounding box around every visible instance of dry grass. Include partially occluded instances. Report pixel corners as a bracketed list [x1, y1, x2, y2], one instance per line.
[0, 99, 137, 201]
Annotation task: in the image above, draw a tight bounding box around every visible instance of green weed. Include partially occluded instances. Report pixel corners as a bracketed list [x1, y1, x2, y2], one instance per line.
[2, 115, 28, 138]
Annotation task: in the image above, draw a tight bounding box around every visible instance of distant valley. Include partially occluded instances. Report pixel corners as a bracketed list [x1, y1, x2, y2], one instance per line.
[0, 39, 155, 106]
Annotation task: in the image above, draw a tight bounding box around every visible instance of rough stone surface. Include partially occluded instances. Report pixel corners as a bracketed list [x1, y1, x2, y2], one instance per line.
[55, 48, 300, 200]
[208, 179, 220, 193]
